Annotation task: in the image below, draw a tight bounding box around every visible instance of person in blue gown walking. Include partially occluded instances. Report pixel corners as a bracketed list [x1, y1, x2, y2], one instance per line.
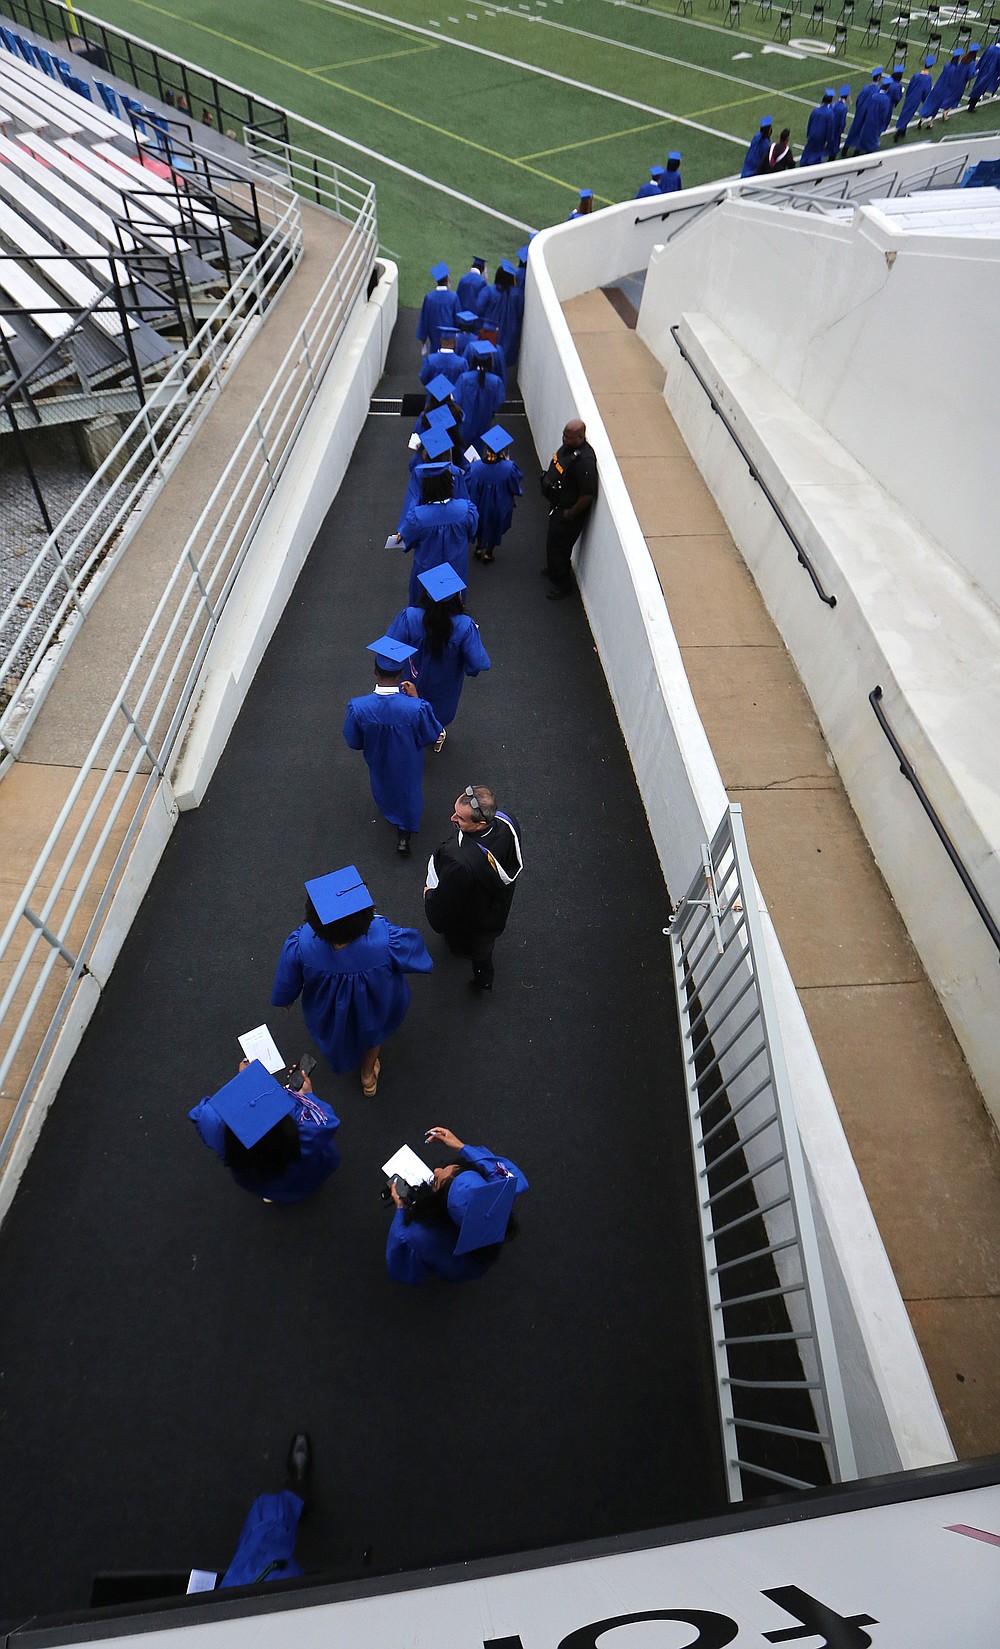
[917, 50, 963, 126]
[454, 309, 480, 359]
[842, 67, 883, 153]
[475, 259, 523, 365]
[453, 342, 505, 451]
[343, 639, 445, 857]
[399, 466, 479, 601]
[852, 79, 891, 154]
[218, 1434, 311, 1589]
[271, 865, 433, 1093]
[942, 46, 978, 118]
[418, 326, 466, 387]
[894, 57, 934, 139]
[636, 164, 665, 198]
[800, 91, 835, 166]
[826, 87, 850, 159]
[455, 255, 487, 310]
[417, 262, 458, 354]
[385, 1125, 528, 1285]
[659, 151, 683, 192]
[515, 240, 532, 289]
[475, 323, 507, 385]
[395, 437, 470, 539]
[189, 1059, 340, 1204]
[387, 563, 490, 728]
[466, 424, 522, 563]
[968, 41, 1000, 109]
[741, 117, 772, 177]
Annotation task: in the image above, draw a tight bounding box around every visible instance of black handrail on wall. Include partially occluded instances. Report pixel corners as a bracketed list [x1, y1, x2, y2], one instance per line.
[869, 686, 1000, 961]
[669, 325, 836, 609]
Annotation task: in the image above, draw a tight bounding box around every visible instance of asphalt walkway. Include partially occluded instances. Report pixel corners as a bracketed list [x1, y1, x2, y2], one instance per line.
[0, 311, 726, 1623]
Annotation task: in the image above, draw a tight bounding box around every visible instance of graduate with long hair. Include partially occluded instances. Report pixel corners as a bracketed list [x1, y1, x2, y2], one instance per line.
[387, 564, 490, 728]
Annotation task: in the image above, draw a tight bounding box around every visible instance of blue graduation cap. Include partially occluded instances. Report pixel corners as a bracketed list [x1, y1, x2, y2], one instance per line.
[469, 340, 495, 364]
[426, 403, 456, 429]
[449, 1169, 518, 1255]
[418, 563, 466, 602]
[420, 424, 454, 460]
[472, 255, 486, 269]
[210, 1061, 295, 1149]
[415, 461, 451, 479]
[668, 150, 681, 162]
[500, 257, 517, 274]
[924, 55, 936, 67]
[438, 325, 458, 340]
[970, 41, 980, 51]
[824, 87, 836, 97]
[872, 65, 884, 76]
[578, 188, 593, 199]
[516, 243, 530, 260]
[430, 261, 449, 281]
[839, 85, 851, 96]
[891, 64, 904, 76]
[424, 373, 455, 404]
[456, 309, 479, 328]
[306, 864, 373, 925]
[367, 634, 418, 672]
[482, 424, 513, 456]
[649, 164, 665, 178]
[950, 46, 962, 57]
[760, 115, 774, 128]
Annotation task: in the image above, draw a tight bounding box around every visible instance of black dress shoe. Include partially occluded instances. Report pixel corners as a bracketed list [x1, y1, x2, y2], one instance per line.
[468, 977, 493, 994]
[287, 1432, 311, 1490]
[396, 830, 412, 856]
[547, 584, 572, 601]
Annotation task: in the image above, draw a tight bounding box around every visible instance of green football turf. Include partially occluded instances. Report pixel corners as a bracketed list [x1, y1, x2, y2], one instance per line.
[77, 0, 996, 302]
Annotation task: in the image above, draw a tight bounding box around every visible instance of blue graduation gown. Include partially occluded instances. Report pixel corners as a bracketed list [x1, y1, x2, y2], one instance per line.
[455, 268, 486, 309]
[475, 281, 523, 364]
[919, 60, 962, 119]
[386, 607, 491, 726]
[465, 455, 522, 548]
[343, 690, 442, 832]
[220, 1491, 304, 1588]
[635, 179, 661, 198]
[400, 498, 479, 602]
[946, 59, 975, 109]
[826, 100, 848, 158]
[189, 1091, 341, 1204]
[271, 917, 433, 1072]
[741, 132, 769, 177]
[386, 1143, 528, 1285]
[419, 349, 466, 387]
[843, 80, 879, 148]
[970, 44, 1000, 102]
[853, 89, 890, 153]
[453, 368, 505, 450]
[416, 286, 458, 352]
[658, 171, 682, 193]
[896, 71, 930, 132]
[396, 458, 468, 537]
[800, 103, 834, 166]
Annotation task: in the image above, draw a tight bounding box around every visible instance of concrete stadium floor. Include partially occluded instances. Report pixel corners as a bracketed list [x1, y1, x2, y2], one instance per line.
[0, 311, 726, 1623]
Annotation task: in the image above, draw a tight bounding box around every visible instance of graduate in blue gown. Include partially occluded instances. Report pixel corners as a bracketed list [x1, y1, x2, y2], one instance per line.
[826, 87, 850, 159]
[385, 1124, 528, 1285]
[475, 259, 523, 365]
[387, 563, 490, 727]
[917, 51, 963, 124]
[800, 92, 835, 166]
[419, 327, 466, 387]
[569, 187, 594, 219]
[189, 1060, 340, 1204]
[218, 1435, 310, 1589]
[417, 262, 459, 354]
[399, 465, 479, 602]
[659, 150, 683, 192]
[843, 67, 883, 152]
[396, 439, 470, 539]
[636, 164, 665, 198]
[515, 240, 531, 290]
[454, 309, 481, 359]
[968, 42, 1000, 109]
[852, 81, 890, 153]
[475, 325, 507, 384]
[894, 58, 934, 139]
[943, 46, 978, 115]
[343, 639, 444, 851]
[271, 866, 432, 1092]
[454, 342, 505, 451]
[741, 118, 772, 177]
[455, 255, 487, 310]
[466, 423, 523, 562]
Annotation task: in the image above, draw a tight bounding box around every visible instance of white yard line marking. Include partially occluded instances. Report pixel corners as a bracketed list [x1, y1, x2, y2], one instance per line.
[314, 0, 750, 143]
[591, 0, 870, 73]
[289, 106, 536, 229]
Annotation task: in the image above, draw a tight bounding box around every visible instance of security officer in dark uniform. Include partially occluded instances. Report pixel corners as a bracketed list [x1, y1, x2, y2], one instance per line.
[540, 419, 598, 599]
[423, 786, 524, 993]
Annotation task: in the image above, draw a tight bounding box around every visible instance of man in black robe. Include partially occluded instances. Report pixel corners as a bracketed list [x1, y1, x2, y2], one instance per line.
[424, 786, 524, 993]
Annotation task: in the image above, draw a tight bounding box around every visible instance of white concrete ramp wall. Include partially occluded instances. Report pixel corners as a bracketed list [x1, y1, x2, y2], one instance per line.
[520, 180, 957, 1477]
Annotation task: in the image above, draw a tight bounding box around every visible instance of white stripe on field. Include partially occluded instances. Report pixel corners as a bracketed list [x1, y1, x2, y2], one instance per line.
[287, 108, 536, 229]
[314, 0, 749, 145]
[592, 0, 870, 74]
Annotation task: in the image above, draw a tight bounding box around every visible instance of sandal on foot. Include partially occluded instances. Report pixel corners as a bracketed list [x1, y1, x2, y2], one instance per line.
[361, 1058, 381, 1097]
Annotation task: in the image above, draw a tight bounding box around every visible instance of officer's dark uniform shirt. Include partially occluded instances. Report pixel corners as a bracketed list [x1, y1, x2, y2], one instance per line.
[541, 439, 598, 517]
[425, 811, 523, 949]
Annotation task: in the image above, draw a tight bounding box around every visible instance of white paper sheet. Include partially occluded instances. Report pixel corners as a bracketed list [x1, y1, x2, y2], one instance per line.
[425, 854, 439, 890]
[186, 1570, 218, 1594]
[385, 533, 401, 548]
[407, 432, 422, 451]
[237, 1024, 284, 1073]
[382, 1144, 434, 1186]
[463, 444, 479, 464]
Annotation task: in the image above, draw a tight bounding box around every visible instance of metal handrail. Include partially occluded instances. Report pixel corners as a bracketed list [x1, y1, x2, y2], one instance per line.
[669, 325, 837, 609]
[869, 686, 1000, 960]
[668, 804, 856, 1499]
[0, 144, 302, 764]
[0, 145, 378, 1170]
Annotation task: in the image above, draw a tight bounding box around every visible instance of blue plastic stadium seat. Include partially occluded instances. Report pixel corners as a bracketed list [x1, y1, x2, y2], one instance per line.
[0, 25, 18, 53]
[961, 160, 1000, 187]
[13, 34, 35, 63]
[32, 44, 55, 76]
[120, 92, 147, 134]
[95, 80, 121, 118]
[69, 73, 94, 102]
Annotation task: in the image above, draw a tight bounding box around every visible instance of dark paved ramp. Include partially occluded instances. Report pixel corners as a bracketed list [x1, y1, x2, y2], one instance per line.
[0, 311, 726, 1625]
